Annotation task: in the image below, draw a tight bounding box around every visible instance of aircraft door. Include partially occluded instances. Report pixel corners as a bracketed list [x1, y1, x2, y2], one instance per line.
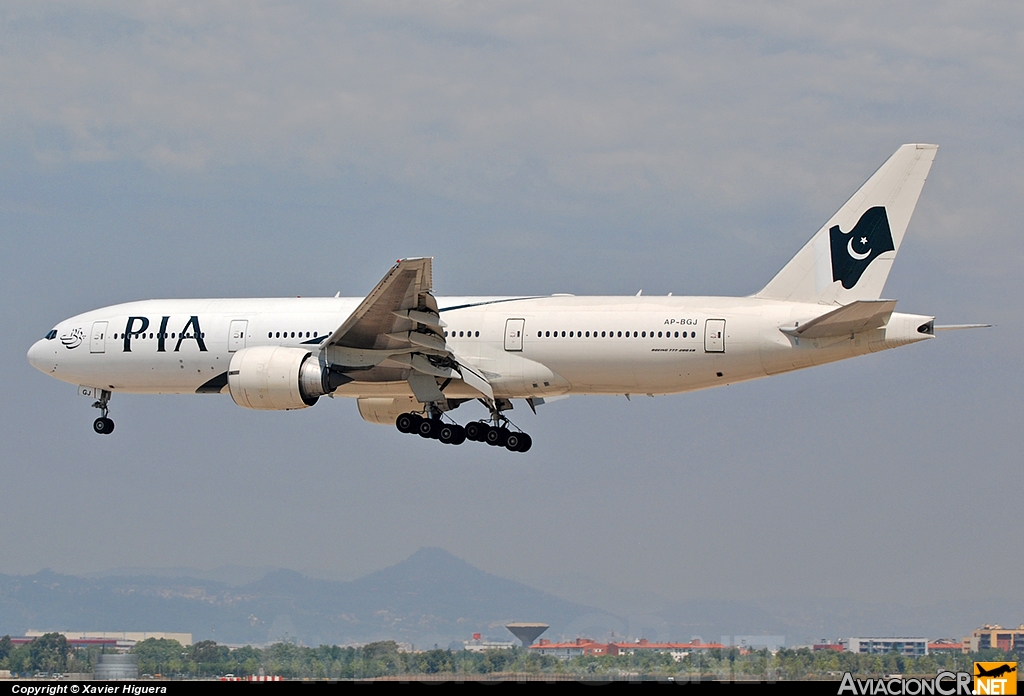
[229, 320, 248, 352]
[90, 321, 108, 353]
[504, 318, 525, 351]
[704, 319, 726, 353]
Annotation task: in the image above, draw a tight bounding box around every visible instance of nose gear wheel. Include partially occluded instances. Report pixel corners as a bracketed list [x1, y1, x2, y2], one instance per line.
[90, 389, 114, 435]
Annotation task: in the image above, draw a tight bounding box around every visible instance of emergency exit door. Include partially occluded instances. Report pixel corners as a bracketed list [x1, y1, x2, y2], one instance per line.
[504, 318, 525, 351]
[704, 319, 726, 353]
[90, 321, 108, 353]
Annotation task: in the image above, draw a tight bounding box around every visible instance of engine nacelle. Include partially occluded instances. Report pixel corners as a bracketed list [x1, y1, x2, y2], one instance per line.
[228, 346, 327, 410]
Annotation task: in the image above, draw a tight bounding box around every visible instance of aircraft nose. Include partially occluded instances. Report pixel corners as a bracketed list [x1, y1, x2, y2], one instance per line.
[27, 339, 50, 373]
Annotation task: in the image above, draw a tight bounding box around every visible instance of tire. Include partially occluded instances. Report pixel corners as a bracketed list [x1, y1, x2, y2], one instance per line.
[505, 432, 522, 451]
[486, 426, 509, 447]
[396, 413, 416, 434]
[451, 426, 467, 445]
[93, 417, 113, 435]
[439, 424, 456, 444]
[465, 422, 486, 442]
[418, 419, 441, 439]
[515, 433, 532, 452]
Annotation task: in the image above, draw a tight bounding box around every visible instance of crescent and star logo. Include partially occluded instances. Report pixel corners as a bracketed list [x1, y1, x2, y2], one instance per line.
[60, 327, 85, 349]
[829, 206, 896, 289]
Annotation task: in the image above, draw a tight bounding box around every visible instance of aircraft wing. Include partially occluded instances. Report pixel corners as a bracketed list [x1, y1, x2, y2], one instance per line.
[781, 299, 898, 339]
[321, 258, 493, 402]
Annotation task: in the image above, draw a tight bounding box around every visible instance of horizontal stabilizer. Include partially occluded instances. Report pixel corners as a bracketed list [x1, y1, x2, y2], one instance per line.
[781, 300, 897, 339]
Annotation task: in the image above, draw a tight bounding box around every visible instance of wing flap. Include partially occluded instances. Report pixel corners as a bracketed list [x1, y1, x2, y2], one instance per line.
[318, 258, 494, 405]
[323, 258, 437, 350]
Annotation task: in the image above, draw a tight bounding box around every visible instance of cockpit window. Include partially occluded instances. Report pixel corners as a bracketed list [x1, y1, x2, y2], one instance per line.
[45, 329, 57, 340]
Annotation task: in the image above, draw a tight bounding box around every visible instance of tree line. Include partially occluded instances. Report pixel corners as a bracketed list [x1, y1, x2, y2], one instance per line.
[0, 634, 1016, 679]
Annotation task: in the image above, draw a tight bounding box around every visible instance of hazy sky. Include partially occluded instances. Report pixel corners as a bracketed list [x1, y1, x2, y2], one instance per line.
[2, 1, 1021, 616]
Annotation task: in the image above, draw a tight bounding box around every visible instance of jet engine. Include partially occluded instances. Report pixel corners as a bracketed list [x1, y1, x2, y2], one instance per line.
[227, 346, 331, 410]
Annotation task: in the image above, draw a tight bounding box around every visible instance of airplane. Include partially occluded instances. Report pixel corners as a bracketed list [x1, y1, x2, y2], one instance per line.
[975, 664, 1016, 679]
[27, 143, 986, 452]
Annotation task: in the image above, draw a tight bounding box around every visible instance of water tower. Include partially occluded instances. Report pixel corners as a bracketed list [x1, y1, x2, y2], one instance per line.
[506, 622, 549, 648]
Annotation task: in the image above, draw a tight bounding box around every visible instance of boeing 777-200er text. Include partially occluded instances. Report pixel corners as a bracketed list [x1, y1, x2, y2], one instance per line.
[27, 144, 985, 451]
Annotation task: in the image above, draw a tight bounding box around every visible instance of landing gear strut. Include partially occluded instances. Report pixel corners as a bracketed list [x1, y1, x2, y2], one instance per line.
[91, 389, 114, 435]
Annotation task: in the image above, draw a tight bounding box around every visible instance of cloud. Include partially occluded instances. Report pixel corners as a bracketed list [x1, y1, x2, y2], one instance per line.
[2, 1, 1021, 211]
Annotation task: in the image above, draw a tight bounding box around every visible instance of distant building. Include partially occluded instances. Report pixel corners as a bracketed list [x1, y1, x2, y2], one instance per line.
[841, 638, 928, 657]
[532, 638, 608, 659]
[463, 633, 516, 652]
[531, 637, 723, 661]
[813, 640, 844, 652]
[21, 630, 193, 652]
[608, 638, 725, 661]
[725, 636, 786, 652]
[928, 639, 963, 654]
[962, 624, 1024, 654]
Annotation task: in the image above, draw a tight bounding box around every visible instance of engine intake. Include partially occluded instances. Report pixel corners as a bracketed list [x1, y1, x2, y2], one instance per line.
[228, 346, 329, 410]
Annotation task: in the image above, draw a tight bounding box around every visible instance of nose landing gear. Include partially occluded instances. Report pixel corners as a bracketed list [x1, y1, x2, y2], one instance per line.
[91, 389, 114, 435]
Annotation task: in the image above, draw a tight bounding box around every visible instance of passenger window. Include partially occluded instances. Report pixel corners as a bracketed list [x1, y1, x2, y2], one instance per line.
[475, 331, 480, 337]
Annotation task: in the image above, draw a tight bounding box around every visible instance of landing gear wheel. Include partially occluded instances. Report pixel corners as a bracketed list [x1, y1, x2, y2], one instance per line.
[514, 432, 532, 453]
[451, 426, 467, 445]
[506, 432, 532, 452]
[418, 419, 440, 439]
[396, 413, 418, 434]
[465, 421, 488, 442]
[486, 426, 509, 447]
[93, 417, 114, 435]
[439, 423, 466, 445]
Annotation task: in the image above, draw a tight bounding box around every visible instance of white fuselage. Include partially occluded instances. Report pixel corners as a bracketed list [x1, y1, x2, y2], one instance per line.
[27, 294, 934, 401]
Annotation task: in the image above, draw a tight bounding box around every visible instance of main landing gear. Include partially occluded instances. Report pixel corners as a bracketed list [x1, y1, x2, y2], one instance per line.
[395, 412, 532, 453]
[91, 389, 114, 435]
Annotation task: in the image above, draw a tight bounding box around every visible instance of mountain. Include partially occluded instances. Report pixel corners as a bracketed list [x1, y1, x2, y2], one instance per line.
[0, 550, 1016, 647]
[0, 548, 606, 646]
